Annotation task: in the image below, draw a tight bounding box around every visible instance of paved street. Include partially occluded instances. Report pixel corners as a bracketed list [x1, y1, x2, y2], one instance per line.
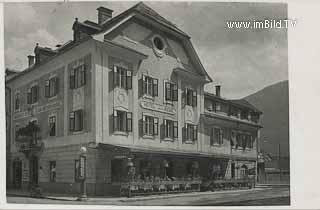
[7, 187, 290, 206]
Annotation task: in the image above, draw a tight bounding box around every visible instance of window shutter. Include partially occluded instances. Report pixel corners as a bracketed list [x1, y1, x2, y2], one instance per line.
[113, 66, 119, 87]
[142, 75, 146, 95]
[152, 78, 158, 97]
[27, 89, 31, 104]
[69, 112, 75, 131]
[126, 70, 132, 89]
[173, 84, 178, 101]
[153, 117, 158, 135]
[165, 82, 171, 101]
[193, 125, 198, 141]
[82, 64, 86, 86]
[220, 129, 224, 144]
[70, 69, 75, 89]
[163, 119, 168, 137]
[192, 90, 197, 107]
[173, 121, 178, 138]
[45, 80, 50, 97]
[142, 114, 146, 135]
[55, 77, 59, 95]
[79, 110, 84, 131]
[126, 112, 132, 132]
[113, 110, 118, 132]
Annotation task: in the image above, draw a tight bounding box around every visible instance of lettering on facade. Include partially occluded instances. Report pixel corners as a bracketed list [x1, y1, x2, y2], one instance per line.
[140, 101, 176, 115]
[14, 101, 63, 120]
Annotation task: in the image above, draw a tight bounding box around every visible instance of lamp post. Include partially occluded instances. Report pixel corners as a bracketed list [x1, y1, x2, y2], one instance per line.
[77, 146, 87, 201]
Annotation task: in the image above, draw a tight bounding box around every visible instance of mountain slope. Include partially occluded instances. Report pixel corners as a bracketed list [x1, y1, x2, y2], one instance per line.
[245, 80, 289, 158]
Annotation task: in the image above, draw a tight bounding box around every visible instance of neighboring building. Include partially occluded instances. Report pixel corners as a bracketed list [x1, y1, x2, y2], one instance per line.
[5, 2, 262, 196]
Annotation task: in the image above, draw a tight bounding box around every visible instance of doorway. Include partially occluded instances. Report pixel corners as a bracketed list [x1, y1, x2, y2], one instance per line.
[29, 156, 39, 185]
[13, 160, 22, 188]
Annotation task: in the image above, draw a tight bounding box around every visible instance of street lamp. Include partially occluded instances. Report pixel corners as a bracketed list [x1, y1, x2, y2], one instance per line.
[77, 146, 87, 201]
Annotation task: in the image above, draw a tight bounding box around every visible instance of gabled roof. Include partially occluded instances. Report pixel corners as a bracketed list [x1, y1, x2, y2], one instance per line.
[94, 2, 212, 82]
[98, 2, 189, 38]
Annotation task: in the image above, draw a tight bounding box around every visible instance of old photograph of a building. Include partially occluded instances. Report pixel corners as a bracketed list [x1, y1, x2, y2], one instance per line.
[4, 1, 290, 206]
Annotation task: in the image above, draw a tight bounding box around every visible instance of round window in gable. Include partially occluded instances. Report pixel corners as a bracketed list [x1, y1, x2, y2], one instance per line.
[153, 37, 164, 51]
[152, 35, 166, 58]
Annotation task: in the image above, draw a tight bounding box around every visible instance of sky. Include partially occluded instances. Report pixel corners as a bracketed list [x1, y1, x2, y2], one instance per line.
[4, 1, 288, 99]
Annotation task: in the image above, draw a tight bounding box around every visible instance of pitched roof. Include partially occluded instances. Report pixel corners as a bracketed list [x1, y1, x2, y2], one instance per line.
[204, 92, 262, 113]
[98, 2, 189, 38]
[229, 99, 262, 113]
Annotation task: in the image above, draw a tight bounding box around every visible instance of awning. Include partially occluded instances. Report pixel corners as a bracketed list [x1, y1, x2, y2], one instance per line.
[98, 143, 257, 161]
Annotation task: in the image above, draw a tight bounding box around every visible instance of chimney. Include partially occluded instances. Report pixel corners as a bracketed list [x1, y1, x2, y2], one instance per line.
[97, 7, 113, 24]
[28, 55, 35, 67]
[215, 85, 221, 97]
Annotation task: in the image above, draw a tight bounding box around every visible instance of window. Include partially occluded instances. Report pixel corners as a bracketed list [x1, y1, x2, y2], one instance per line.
[113, 110, 132, 132]
[185, 88, 197, 107]
[164, 119, 178, 139]
[49, 116, 56, 136]
[113, 65, 132, 89]
[69, 110, 83, 132]
[229, 106, 238, 117]
[153, 37, 164, 51]
[165, 82, 178, 102]
[142, 75, 158, 97]
[142, 114, 158, 136]
[211, 127, 223, 145]
[27, 85, 39, 104]
[49, 161, 56, 182]
[70, 63, 86, 89]
[45, 77, 58, 98]
[15, 92, 20, 110]
[234, 132, 254, 149]
[184, 123, 197, 142]
[240, 110, 249, 120]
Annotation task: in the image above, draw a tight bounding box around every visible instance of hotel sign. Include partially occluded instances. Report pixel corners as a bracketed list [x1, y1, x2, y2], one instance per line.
[140, 101, 176, 115]
[14, 101, 63, 120]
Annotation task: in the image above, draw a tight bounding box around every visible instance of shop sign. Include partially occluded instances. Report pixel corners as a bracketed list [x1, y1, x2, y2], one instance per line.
[140, 101, 176, 115]
[14, 101, 63, 120]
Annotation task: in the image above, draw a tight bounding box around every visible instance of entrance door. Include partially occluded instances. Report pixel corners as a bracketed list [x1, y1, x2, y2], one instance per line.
[30, 156, 39, 185]
[231, 162, 235, 179]
[13, 160, 22, 188]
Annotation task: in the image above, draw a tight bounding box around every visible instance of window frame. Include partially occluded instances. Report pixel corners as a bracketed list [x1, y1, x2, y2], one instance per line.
[184, 123, 197, 142]
[142, 114, 158, 136]
[113, 65, 132, 90]
[211, 127, 224, 146]
[45, 77, 58, 98]
[164, 119, 178, 139]
[70, 62, 86, 90]
[185, 88, 197, 107]
[113, 110, 133, 133]
[48, 115, 57, 137]
[69, 109, 83, 132]
[142, 74, 158, 97]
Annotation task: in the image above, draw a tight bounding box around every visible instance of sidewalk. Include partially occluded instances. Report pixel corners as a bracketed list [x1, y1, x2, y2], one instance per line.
[7, 187, 267, 202]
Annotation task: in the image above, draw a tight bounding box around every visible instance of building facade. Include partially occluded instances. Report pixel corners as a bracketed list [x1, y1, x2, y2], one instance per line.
[6, 2, 262, 196]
